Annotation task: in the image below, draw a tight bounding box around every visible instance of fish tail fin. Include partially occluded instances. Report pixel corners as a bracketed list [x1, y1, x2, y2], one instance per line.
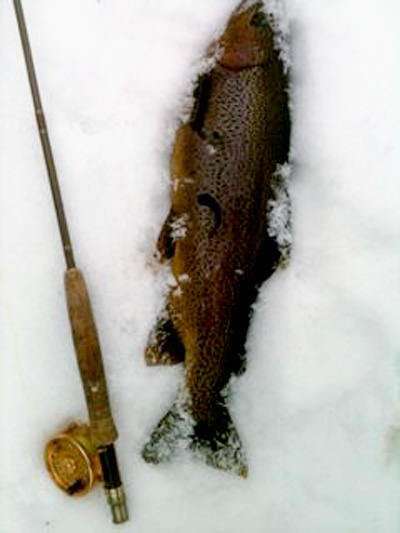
[141, 400, 192, 465]
[142, 395, 247, 478]
[191, 402, 248, 478]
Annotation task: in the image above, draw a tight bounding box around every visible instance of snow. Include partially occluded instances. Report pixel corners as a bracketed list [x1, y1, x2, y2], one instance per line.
[1, 0, 400, 531]
[267, 162, 292, 263]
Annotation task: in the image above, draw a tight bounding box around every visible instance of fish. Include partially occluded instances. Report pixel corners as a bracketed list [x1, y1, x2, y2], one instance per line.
[142, 0, 291, 477]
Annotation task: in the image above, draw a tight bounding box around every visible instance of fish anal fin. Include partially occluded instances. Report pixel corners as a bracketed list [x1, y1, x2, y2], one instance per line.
[145, 316, 185, 366]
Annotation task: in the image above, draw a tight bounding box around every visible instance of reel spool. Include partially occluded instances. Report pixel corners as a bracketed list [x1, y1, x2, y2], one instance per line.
[45, 423, 102, 496]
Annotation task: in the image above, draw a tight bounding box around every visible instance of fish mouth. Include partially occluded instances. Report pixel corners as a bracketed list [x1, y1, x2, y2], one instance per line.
[217, 1, 273, 70]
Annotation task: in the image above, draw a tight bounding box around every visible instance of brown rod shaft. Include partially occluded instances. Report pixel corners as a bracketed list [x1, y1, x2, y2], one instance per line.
[13, 0, 128, 523]
[13, 0, 75, 269]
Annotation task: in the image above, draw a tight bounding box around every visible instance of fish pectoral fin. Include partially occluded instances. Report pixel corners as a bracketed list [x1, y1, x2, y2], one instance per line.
[142, 394, 247, 478]
[145, 315, 185, 366]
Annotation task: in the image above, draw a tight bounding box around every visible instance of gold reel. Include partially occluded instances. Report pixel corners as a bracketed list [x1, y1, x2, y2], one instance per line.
[45, 423, 102, 496]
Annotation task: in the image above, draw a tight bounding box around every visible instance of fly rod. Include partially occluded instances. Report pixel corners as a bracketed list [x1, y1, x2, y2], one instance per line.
[13, 0, 128, 524]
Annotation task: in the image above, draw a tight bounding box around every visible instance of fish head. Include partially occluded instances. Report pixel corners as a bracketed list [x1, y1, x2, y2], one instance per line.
[217, 1, 274, 70]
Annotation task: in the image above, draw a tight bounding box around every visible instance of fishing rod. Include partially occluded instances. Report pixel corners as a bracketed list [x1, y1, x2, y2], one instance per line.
[13, 0, 128, 524]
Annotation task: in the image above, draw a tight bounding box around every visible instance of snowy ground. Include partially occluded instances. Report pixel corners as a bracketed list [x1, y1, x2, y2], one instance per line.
[1, 0, 400, 531]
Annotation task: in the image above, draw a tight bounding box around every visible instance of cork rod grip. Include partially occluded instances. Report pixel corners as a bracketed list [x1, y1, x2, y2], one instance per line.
[64, 268, 118, 447]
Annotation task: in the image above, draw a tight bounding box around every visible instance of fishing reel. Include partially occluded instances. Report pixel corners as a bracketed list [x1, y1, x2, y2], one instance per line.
[45, 423, 102, 497]
[45, 421, 128, 523]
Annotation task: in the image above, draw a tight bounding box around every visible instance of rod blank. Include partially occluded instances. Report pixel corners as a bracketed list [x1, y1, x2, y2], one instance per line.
[13, 0, 75, 269]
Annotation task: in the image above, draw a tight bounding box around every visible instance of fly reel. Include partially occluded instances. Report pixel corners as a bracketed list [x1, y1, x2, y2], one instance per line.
[45, 423, 102, 496]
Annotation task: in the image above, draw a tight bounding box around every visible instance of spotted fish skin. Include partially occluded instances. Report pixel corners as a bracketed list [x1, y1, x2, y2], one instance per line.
[143, 0, 291, 476]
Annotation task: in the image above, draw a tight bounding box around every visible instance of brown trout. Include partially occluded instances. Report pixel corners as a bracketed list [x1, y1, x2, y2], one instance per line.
[142, 0, 291, 476]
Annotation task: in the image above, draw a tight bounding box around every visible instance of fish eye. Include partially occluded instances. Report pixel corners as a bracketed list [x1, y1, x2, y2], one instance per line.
[250, 11, 267, 28]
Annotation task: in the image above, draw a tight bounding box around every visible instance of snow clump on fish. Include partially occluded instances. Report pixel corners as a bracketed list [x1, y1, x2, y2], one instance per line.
[267, 162, 293, 265]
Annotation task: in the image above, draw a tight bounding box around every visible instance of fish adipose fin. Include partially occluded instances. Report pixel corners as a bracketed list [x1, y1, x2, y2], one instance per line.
[142, 394, 247, 478]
